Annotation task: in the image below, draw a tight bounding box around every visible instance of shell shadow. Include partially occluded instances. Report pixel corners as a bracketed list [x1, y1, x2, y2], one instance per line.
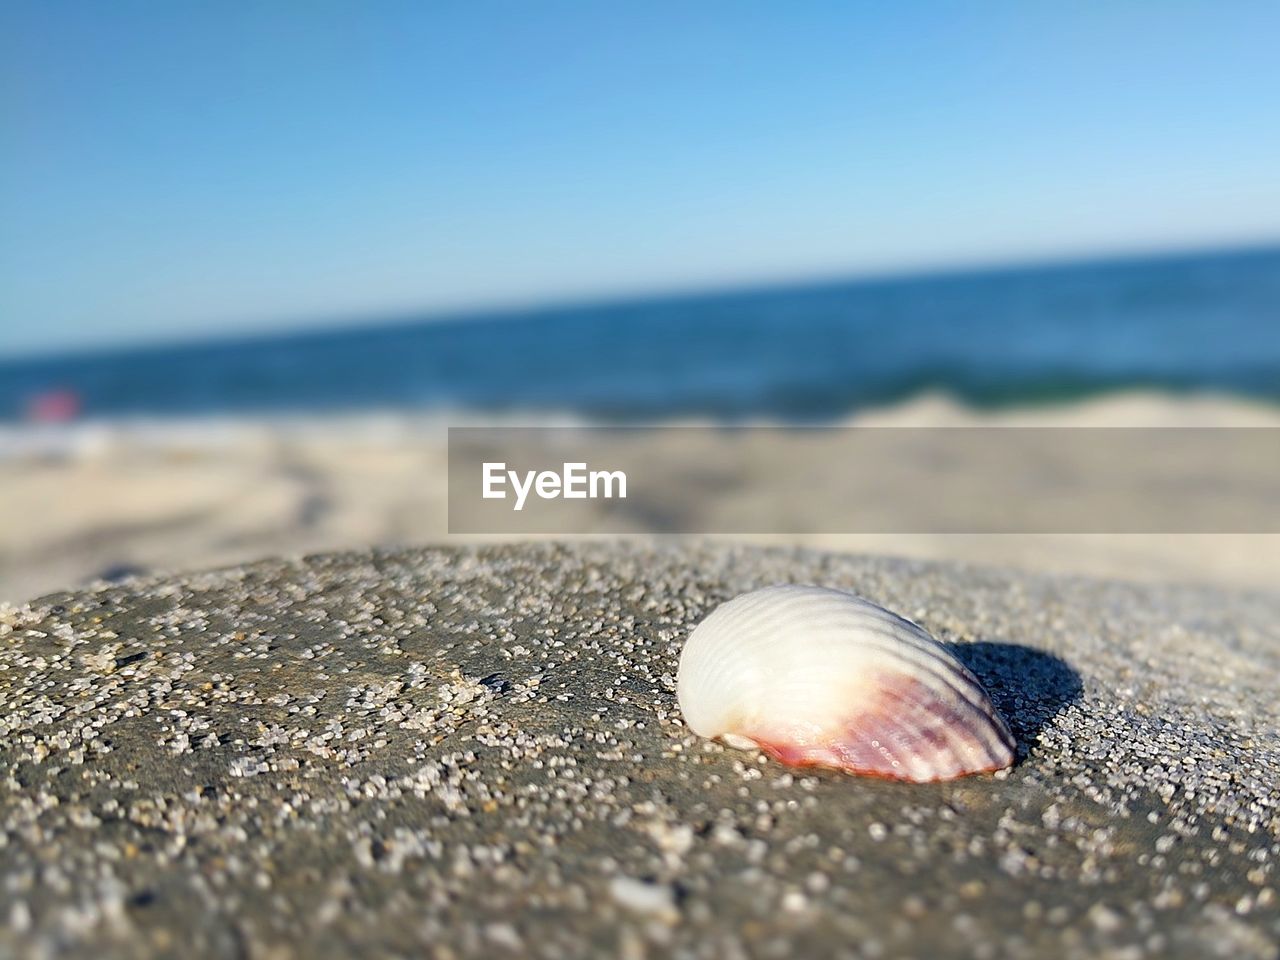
[943, 641, 1083, 751]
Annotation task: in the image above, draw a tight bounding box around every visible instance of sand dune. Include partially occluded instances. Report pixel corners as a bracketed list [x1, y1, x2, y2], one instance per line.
[4, 541, 1278, 958]
[2, 391, 1278, 602]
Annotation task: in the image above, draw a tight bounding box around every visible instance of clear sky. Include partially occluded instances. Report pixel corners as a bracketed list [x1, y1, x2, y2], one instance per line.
[3, 2, 1279, 357]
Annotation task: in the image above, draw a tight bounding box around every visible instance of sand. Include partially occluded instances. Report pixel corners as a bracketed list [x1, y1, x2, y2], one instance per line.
[1, 541, 1277, 959]
[2, 391, 1280, 603]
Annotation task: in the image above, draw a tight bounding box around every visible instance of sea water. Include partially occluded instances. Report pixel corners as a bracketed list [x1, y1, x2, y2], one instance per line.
[2, 245, 1278, 421]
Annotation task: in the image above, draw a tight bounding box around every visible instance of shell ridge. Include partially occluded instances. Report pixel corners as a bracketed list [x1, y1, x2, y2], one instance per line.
[869, 680, 1008, 780]
[845, 622, 1000, 715]
[866, 682, 959, 780]
[783, 616, 999, 723]
[759, 602, 988, 697]
[887, 673, 1009, 774]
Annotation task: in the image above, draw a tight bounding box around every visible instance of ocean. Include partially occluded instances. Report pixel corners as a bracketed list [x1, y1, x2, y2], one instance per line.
[2, 245, 1278, 422]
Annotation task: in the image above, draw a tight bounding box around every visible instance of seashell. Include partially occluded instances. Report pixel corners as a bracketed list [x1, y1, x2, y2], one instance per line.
[676, 585, 1015, 782]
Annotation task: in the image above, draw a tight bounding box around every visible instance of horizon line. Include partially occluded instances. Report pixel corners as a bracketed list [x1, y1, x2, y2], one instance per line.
[4, 234, 1279, 366]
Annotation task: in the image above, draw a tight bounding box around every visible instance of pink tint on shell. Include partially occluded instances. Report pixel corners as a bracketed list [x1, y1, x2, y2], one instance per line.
[743, 673, 1015, 783]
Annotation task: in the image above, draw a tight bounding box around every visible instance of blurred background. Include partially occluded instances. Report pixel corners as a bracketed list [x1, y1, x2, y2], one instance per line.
[2, 2, 1279, 600]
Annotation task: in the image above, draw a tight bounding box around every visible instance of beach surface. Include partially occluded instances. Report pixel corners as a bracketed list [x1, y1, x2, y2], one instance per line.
[3, 391, 1280, 603]
[1, 541, 1277, 959]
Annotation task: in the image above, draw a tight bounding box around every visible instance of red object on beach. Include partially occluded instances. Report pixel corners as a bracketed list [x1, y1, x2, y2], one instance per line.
[26, 389, 82, 423]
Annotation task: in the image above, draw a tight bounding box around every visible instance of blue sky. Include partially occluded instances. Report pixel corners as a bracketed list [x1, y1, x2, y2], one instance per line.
[3, 2, 1279, 356]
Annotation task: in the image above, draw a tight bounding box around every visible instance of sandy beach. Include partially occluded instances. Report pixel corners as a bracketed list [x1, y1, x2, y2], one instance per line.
[6, 5, 1277, 955]
[1, 540, 1276, 958]
[3, 394, 1278, 957]
[3, 390, 1279, 603]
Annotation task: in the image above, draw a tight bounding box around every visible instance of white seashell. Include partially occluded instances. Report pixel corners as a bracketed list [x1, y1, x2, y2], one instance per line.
[676, 585, 1015, 782]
